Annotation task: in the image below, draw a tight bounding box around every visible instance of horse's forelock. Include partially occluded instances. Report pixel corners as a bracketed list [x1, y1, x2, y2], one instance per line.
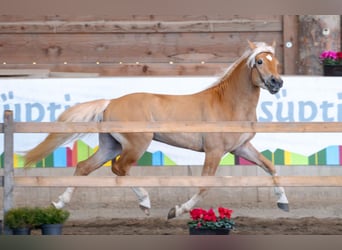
[246, 43, 275, 68]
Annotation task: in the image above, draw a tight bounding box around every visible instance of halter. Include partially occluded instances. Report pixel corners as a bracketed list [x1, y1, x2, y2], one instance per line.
[246, 43, 275, 86]
[251, 54, 269, 85]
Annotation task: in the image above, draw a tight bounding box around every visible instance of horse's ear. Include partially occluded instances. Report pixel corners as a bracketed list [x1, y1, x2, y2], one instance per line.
[248, 40, 257, 50]
[272, 40, 277, 49]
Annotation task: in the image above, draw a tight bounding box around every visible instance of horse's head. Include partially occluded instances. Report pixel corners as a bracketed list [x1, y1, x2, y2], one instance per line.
[247, 41, 283, 94]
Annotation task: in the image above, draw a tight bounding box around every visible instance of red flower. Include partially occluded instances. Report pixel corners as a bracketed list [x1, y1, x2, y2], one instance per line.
[188, 207, 235, 230]
[337, 52, 342, 60]
[190, 208, 206, 220]
[203, 208, 217, 222]
[218, 207, 233, 219]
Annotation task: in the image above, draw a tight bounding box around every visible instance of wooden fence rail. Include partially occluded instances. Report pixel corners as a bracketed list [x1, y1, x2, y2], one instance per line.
[2, 120, 342, 133]
[10, 176, 342, 188]
[2, 109, 342, 232]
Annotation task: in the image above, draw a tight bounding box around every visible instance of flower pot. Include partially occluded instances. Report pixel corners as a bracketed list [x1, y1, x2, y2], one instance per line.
[323, 65, 342, 76]
[12, 227, 31, 235]
[41, 224, 63, 235]
[189, 228, 230, 235]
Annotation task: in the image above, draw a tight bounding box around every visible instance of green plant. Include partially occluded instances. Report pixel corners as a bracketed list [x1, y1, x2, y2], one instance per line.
[187, 207, 235, 230]
[4, 207, 41, 229]
[36, 206, 70, 225]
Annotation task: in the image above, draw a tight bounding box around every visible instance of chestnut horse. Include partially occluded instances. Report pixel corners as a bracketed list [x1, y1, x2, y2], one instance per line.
[24, 41, 289, 219]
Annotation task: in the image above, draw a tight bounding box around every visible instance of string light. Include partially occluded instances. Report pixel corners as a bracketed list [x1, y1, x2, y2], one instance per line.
[0, 61, 208, 65]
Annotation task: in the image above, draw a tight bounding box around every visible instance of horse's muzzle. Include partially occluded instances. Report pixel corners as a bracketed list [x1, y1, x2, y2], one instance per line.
[266, 76, 283, 94]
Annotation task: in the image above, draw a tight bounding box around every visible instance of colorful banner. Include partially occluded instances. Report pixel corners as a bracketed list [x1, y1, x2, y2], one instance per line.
[1, 76, 342, 167]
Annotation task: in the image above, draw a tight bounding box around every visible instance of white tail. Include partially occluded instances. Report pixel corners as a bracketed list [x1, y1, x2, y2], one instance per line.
[24, 99, 110, 166]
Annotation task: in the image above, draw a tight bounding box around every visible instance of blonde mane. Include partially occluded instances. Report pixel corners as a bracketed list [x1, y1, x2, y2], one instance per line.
[212, 42, 275, 86]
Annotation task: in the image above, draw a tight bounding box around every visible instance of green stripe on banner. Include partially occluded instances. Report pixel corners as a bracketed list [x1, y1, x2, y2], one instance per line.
[220, 153, 234, 165]
[76, 140, 91, 163]
[137, 152, 152, 166]
[164, 155, 176, 165]
[36, 159, 43, 168]
[0, 152, 3, 168]
[289, 152, 308, 165]
[45, 153, 54, 168]
[261, 150, 273, 163]
[308, 154, 316, 165]
[274, 149, 284, 165]
[15, 154, 25, 168]
[317, 148, 327, 165]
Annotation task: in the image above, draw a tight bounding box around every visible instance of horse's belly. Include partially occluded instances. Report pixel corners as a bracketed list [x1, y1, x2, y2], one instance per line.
[153, 133, 204, 152]
[225, 132, 255, 151]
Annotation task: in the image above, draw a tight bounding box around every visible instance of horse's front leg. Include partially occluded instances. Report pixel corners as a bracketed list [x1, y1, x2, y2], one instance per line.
[233, 142, 289, 212]
[167, 149, 223, 219]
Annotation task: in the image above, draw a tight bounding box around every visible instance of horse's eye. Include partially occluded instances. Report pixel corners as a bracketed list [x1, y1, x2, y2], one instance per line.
[257, 59, 263, 65]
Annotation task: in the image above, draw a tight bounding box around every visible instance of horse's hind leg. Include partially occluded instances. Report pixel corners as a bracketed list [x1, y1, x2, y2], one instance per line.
[111, 133, 153, 215]
[233, 142, 289, 212]
[52, 133, 121, 209]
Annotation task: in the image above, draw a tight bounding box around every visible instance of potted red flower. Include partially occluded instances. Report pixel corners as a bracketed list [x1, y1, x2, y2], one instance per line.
[319, 51, 342, 76]
[187, 207, 235, 235]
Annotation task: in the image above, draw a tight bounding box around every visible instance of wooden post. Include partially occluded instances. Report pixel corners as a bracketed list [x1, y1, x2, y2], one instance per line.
[298, 15, 341, 75]
[283, 15, 299, 75]
[3, 110, 14, 234]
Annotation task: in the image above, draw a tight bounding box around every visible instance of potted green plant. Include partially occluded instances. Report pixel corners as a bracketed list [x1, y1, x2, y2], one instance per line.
[36, 206, 70, 235]
[187, 207, 235, 235]
[4, 207, 40, 235]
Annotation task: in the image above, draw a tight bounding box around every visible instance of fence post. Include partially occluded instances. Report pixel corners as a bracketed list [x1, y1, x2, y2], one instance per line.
[3, 110, 14, 234]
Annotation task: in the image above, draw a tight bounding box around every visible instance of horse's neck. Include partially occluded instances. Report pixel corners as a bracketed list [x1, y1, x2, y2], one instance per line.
[214, 60, 260, 119]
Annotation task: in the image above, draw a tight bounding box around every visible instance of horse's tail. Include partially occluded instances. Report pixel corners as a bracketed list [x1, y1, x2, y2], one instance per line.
[24, 99, 111, 166]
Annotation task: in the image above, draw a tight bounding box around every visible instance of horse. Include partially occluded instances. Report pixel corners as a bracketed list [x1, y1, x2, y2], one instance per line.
[24, 40, 289, 219]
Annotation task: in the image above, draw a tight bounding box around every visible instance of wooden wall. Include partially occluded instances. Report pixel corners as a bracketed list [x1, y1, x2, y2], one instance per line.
[0, 15, 297, 76]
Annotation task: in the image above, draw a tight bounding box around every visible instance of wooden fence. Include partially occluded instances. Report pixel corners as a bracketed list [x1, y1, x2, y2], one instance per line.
[3, 110, 342, 224]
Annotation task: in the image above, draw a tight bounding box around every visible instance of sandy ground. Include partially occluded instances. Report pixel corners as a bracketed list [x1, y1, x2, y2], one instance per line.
[39, 216, 342, 235]
[26, 202, 342, 235]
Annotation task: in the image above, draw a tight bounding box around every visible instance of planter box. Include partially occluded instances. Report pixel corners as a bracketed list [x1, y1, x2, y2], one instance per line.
[323, 65, 342, 76]
[189, 228, 230, 235]
[41, 224, 63, 235]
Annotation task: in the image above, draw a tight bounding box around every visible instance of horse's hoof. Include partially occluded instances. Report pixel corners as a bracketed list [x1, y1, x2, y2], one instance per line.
[139, 205, 150, 216]
[277, 202, 290, 212]
[167, 207, 176, 220]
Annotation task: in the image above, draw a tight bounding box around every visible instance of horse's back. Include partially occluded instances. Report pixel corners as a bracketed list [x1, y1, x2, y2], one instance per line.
[104, 92, 206, 122]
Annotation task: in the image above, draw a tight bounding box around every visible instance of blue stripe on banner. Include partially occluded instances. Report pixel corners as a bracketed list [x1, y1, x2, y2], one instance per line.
[152, 151, 164, 166]
[326, 146, 339, 165]
[53, 147, 67, 168]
